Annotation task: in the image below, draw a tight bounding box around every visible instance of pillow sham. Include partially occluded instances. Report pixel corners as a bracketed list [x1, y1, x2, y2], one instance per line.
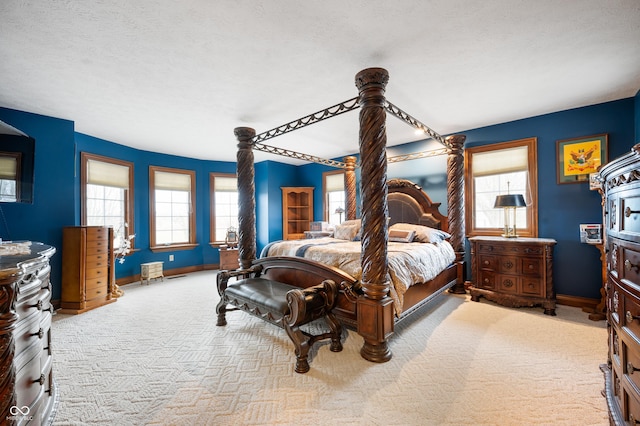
[388, 228, 416, 243]
[389, 223, 451, 243]
[334, 224, 359, 241]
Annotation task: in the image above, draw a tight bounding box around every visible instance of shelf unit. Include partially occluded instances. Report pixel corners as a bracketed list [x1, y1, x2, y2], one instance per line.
[282, 187, 314, 240]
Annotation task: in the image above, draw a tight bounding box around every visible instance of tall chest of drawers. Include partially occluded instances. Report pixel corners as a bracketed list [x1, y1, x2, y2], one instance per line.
[60, 226, 116, 314]
[600, 144, 640, 425]
[0, 242, 57, 425]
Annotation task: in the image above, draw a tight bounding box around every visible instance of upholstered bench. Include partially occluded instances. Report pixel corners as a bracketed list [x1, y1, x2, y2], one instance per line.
[216, 266, 343, 373]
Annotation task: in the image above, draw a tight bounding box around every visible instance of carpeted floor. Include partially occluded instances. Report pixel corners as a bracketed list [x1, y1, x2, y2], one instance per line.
[51, 271, 609, 425]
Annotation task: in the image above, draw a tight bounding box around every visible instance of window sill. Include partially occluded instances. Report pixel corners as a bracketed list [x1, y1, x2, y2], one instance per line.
[149, 243, 198, 253]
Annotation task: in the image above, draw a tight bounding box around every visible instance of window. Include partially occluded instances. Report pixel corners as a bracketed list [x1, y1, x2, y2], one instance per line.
[81, 153, 134, 250]
[0, 153, 19, 202]
[465, 137, 538, 237]
[149, 166, 196, 250]
[210, 173, 238, 244]
[323, 171, 345, 225]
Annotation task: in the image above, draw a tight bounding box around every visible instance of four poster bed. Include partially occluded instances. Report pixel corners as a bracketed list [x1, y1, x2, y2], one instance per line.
[218, 68, 466, 364]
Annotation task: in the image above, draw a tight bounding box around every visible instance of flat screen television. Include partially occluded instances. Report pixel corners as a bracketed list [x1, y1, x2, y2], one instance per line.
[0, 120, 35, 204]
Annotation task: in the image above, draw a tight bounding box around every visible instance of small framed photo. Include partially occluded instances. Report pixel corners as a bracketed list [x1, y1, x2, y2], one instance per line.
[580, 224, 602, 244]
[556, 134, 608, 184]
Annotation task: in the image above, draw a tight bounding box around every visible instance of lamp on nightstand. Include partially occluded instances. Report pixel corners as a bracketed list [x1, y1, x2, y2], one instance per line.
[334, 206, 345, 224]
[494, 192, 526, 238]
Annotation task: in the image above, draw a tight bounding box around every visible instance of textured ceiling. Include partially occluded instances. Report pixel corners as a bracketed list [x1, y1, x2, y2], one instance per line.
[1, 1, 639, 164]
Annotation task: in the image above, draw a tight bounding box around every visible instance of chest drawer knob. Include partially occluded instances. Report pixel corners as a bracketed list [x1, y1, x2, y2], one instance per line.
[626, 259, 640, 272]
[626, 311, 640, 323]
[625, 206, 640, 217]
[31, 328, 44, 339]
[630, 414, 640, 424]
[628, 361, 640, 375]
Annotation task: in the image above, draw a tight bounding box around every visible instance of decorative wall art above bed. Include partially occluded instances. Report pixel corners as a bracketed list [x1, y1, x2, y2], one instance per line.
[216, 67, 466, 364]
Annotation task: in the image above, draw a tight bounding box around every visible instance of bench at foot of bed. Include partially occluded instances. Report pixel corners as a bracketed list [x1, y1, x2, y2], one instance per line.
[216, 267, 343, 374]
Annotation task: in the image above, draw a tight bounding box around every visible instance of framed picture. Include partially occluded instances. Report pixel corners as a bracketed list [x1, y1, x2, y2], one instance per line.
[556, 134, 608, 184]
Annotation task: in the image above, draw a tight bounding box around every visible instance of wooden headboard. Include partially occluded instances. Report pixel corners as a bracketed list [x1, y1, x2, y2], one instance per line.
[387, 178, 449, 232]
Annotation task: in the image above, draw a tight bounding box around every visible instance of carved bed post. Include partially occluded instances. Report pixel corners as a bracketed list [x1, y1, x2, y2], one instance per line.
[355, 67, 394, 363]
[344, 155, 357, 221]
[235, 127, 257, 269]
[445, 134, 467, 294]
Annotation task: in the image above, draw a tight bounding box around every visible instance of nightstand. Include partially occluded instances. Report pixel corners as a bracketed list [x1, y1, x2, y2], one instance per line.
[468, 236, 557, 315]
[219, 247, 239, 270]
[141, 261, 164, 285]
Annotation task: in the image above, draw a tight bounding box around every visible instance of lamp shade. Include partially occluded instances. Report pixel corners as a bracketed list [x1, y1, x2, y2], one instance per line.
[334, 206, 345, 214]
[494, 194, 526, 208]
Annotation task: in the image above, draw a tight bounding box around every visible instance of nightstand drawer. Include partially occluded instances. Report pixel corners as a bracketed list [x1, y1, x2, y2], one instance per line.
[521, 277, 543, 296]
[477, 254, 498, 270]
[478, 270, 496, 290]
[497, 276, 518, 294]
[521, 258, 542, 276]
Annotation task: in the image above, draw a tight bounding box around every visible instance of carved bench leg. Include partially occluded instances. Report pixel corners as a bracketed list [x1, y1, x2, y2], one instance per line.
[283, 323, 311, 374]
[325, 312, 343, 352]
[216, 300, 227, 326]
[216, 271, 230, 326]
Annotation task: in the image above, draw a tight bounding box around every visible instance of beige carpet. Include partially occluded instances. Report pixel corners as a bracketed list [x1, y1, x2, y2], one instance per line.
[51, 271, 608, 425]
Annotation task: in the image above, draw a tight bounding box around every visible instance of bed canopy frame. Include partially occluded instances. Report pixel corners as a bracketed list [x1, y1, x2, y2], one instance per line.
[232, 68, 466, 362]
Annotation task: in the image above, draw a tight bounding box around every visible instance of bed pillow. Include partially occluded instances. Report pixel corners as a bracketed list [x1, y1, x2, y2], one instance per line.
[339, 219, 362, 241]
[388, 228, 416, 243]
[389, 223, 451, 243]
[334, 223, 359, 241]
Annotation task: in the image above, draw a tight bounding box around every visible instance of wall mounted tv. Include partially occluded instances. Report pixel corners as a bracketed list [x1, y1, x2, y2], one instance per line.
[0, 120, 35, 204]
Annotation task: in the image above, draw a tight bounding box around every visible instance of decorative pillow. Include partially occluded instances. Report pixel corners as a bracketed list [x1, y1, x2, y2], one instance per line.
[389, 223, 451, 243]
[340, 219, 362, 241]
[388, 228, 416, 243]
[334, 224, 359, 241]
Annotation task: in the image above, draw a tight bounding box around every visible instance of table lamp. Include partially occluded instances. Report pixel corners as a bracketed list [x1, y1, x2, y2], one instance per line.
[494, 193, 526, 238]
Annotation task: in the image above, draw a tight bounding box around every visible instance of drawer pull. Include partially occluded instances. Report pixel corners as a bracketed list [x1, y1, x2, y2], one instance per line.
[625, 259, 640, 272]
[630, 414, 640, 424]
[625, 206, 640, 217]
[483, 260, 489, 265]
[628, 361, 640, 375]
[31, 328, 44, 339]
[30, 300, 43, 310]
[626, 311, 640, 323]
[34, 374, 45, 386]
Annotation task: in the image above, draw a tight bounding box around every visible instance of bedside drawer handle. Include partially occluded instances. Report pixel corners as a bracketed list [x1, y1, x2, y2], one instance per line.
[625, 206, 640, 217]
[626, 311, 640, 323]
[625, 259, 640, 272]
[31, 328, 44, 339]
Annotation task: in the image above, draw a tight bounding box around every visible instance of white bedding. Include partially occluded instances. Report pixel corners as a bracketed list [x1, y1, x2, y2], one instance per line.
[262, 237, 455, 315]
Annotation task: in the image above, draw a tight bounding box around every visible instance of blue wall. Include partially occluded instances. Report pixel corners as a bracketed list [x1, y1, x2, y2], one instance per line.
[635, 89, 640, 143]
[0, 107, 237, 299]
[1, 95, 637, 304]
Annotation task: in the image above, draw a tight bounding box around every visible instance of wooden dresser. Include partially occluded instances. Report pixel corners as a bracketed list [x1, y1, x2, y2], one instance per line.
[600, 144, 640, 425]
[60, 226, 116, 314]
[0, 242, 57, 425]
[281, 187, 314, 240]
[468, 236, 557, 315]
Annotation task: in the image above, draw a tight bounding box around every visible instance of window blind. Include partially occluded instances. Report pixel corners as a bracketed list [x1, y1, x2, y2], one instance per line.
[325, 173, 345, 192]
[0, 156, 17, 180]
[472, 146, 528, 177]
[154, 170, 191, 191]
[87, 159, 129, 188]
[214, 176, 237, 192]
